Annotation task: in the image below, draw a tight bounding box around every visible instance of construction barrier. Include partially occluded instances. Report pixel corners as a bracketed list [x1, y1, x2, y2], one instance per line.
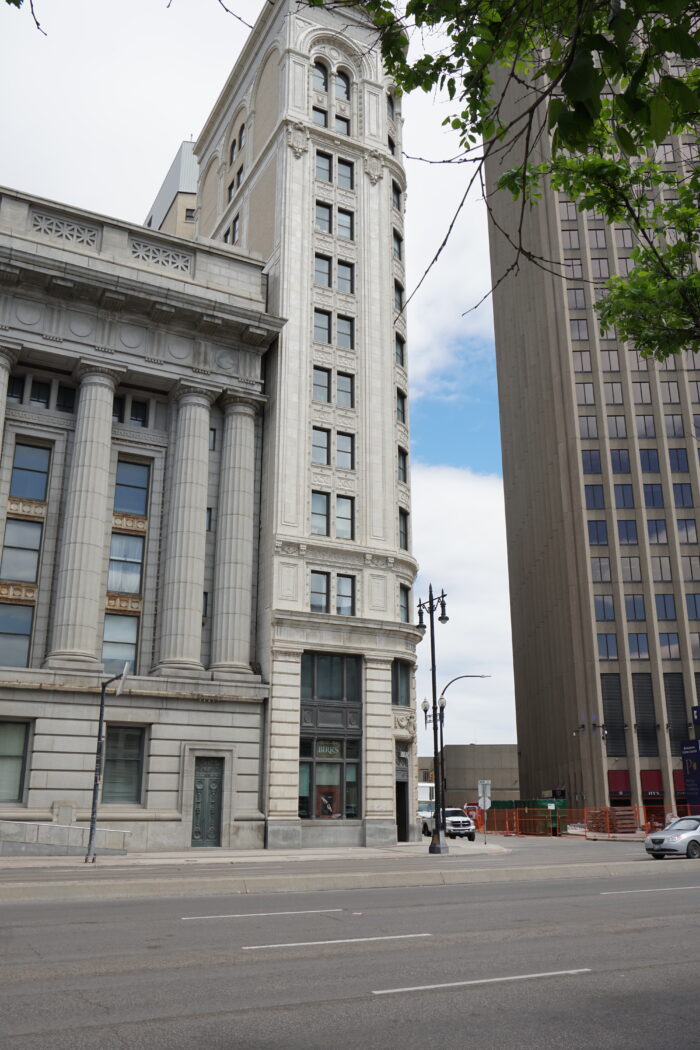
[464, 804, 697, 838]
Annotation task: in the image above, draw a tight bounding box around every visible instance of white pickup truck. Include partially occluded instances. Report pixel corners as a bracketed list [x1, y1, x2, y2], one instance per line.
[421, 807, 476, 841]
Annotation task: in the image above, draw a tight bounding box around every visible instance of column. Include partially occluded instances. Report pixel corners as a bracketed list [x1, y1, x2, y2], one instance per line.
[154, 384, 213, 676]
[210, 394, 258, 677]
[0, 347, 19, 456]
[45, 365, 121, 668]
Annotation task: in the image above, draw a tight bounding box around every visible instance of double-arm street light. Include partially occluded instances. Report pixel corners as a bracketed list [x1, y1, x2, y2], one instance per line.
[417, 585, 450, 854]
[85, 663, 129, 864]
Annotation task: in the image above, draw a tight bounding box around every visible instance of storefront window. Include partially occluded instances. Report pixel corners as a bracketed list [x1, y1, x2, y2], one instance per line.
[299, 737, 360, 819]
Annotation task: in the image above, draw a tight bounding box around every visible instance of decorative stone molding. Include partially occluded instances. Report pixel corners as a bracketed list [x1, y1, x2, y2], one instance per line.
[287, 121, 310, 158]
[32, 211, 99, 248]
[7, 497, 46, 520]
[113, 513, 147, 533]
[0, 582, 37, 602]
[170, 380, 218, 404]
[394, 711, 416, 736]
[130, 238, 193, 275]
[0, 346, 19, 370]
[365, 151, 384, 185]
[106, 594, 142, 613]
[76, 361, 125, 386]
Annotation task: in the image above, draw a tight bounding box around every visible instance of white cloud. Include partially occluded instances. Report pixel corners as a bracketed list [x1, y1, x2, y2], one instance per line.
[411, 464, 516, 753]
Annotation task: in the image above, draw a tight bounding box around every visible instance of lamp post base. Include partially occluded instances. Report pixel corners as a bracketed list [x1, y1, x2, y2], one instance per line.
[428, 829, 449, 855]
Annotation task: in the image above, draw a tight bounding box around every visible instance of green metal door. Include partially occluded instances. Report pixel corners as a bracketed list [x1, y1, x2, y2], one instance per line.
[191, 757, 224, 847]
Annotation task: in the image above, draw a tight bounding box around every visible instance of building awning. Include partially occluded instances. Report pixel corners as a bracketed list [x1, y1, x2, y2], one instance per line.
[640, 769, 664, 798]
[608, 770, 631, 796]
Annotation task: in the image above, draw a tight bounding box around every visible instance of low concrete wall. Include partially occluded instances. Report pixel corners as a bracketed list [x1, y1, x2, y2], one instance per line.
[0, 820, 129, 856]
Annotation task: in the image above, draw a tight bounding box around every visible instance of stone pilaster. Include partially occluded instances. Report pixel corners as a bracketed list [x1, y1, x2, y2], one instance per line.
[154, 384, 213, 676]
[45, 365, 122, 668]
[265, 645, 303, 849]
[0, 347, 20, 456]
[210, 394, 258, 677]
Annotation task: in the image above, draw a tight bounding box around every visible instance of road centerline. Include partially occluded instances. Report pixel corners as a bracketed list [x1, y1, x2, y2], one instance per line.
[373, 968, 592, 996]
[242, 933, 432, 950]
[181, 908, 343, 921]
[600, 886, 700, 896]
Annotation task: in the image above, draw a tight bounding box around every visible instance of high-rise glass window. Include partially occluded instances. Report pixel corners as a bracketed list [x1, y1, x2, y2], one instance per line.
[0, 605, 33, 667]
[314, 309, 331, 343]
[636, 415, 656, 438]
[640, 448, 659, 472]
[674, 483, 693, 508]
[337, 315, 354, 349]
[316, 151, 332, 181]
[591, 557, 611, 582]
[102, 615, 138, 675]
[313, 106, 328, 127]
[335, 115, 350, 136]
[315, 202, 332, 233]
[310, 572, 330, 613]
[399, 586, 410, 624]
[647, 519, 668, 544]
[595, 595, 615, 621]
[629, 633, 649, 659]
[313, 367, 331, 403]
[588, 520, 608, 545]
[8, 375, 24, 403]
[582, 450, 601, 474]
[103, 726, 144, 804]
[396, 389, 407, 424]
[659, 633, 681, 659]
[0, 520, 42, 582]
[611, 449, 630, 473]
[633, 382, 652, 404]
[114, 461, 150, 516]
[336, 575, 355, 616]
[621, 556, 642, 582]
[576, 383, 595, 405]
[398, 508, 409, 549]
[392, 660, 411, 705]
[10, 444, 51, 501]
[618, 520, 638, 544]
[337, 261, 354, 294]
[0, 722, 29, 802]
[398, 447, 408, 483]
[605, 382, 623, 405]
[580, 416, 598, 438]
[615, 484, 635, 509]
[570, 318, 589, 341]
[395, 335, 406, 367]
[336, 497, 354, 540]
[336, 433, 354, 470]
[313, 61, 328, 92]
[651, 556, 672, 581]
[567, 288, 585, 309]
[392, 180, 402, 210]
[678, 519, 698, 544]
[315, 254, 331, 287]
[338, 159, 354, 190]
[655, 593, 676, 620]
[30, 379, 50, 408]
[335, 71, 351, 101]
[669, 448, 689, 472]
[337, 373, 355, 408]
[607, 415, 626, 438]
[312, 428, 330, 465]
[597, 633, 618, 660]
[337, 209, 354, 240]
[666, 414, 684, 437]
[311, 492, 330, 536]
[107, 534, 144, 594]
[686, 594, 700, 620]
[644, 483, 664, 508]
[56, 385, 76, 413]
[625, 594, 645, 621]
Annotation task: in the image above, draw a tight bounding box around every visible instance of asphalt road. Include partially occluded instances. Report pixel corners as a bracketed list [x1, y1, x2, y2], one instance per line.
[2, 861, 700, 1049]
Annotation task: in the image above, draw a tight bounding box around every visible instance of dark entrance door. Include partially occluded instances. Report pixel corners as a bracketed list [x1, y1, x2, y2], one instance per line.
[191, 757, 224, 847]
[396, 780, 409, 842]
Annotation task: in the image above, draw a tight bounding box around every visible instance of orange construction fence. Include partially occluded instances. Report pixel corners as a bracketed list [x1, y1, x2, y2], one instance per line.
[468, 804, 696, 838]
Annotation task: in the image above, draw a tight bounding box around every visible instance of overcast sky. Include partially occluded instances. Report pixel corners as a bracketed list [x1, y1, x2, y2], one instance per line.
[1, 0, 516, 750]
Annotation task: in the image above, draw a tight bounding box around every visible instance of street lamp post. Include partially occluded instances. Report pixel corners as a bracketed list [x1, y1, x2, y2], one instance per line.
[85, 663, 129, 864]
[417, 584, 450, 855]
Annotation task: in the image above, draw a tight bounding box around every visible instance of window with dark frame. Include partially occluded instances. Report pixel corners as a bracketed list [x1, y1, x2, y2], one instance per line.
[9, 444, 50, 502]
[392, 659, 411, 705]
[313, 367, 331, 403]
[336, 574, 355, 615]
[311, 491, 330, 536]
[311, 427, 330, 465]
[336, 432, 354, 470]
[336, 496, 354, 540]
[337, 159, 354, 190]
[108, 534, 145, 594]
[0, 721, 29, 802]
[316, 151, 332, 181]
[114, 460, 150, 516]
[0, 520, 42, 583]
[102, 614, 138, 675]
[310, 571, 330, 613]
[337, 372, 354, 408]
[102, 725, 145, 804]
[0, 605, 34, 667]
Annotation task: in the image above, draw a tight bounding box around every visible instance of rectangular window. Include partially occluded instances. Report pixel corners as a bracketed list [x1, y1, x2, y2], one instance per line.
[674, 483, 693, 508]
[576, 383, 595, 405]
[590, 257, 610, 279]
[395, 334, 406, 367]
[591, 557, 611, 582]
[337, 209, 354, 240]
[644, 483, 663, 508]
[8, 375, 24, 403]
[652, 555, 672, 581]
[605, 382, 623, 405]
[397, 389, 407, 424]
[337, 159, 354, 190]
[114, 461, 150, 516]
[337, 433, 354, 470]
[102, 614, 138, 675]
[585, 485, 605, 509]
[629, 632, 649, 659]
[311, 491, 330, 536]
[299, 736, 360, 820]
[301, 651, 361, 702]
[336, 574, 355, 615]
[633, 382, 652, 404]
[616, 227, 634, 248]
[30, 379, 50, 408]
[335, 115, 350, 136]
[393, 230, 403, 261]
[337, 372, 355, 408]
[311, 427, 330, 465]
[621, 556, 642, 582]
[103, 725, 144, 804]
[580, 416, 598, 439]
[595, 594, 615, 621]
[670, 448, 689, 472]
[315, 202, 332, 233]
[392, 660, 411, 705]
[601, 350, 619, 371]
[10, 444, 51, 502]
[399, 508, 409, 549]
[313, 106, 328, 127]
[56, 385, 75, 413]
[661, 381, 680, 404]
[209, 428, 217, 451]
[686, 594, 700, 620]
[315, 254, 332, 287]
[615, 484, 635, 509]
[310, 571, 330, 613]
[0, 604, 33, 667]
[336, 496, 354, 540]
[640, 448, 660, 472]
[607, 415, 626, 438]
[684, 556, 700, 581]
[597, 633, 618, 660]
[392, 180, 402, 210]
[565, 259, 583, 278]
[0, 721, 29, 802]
[666, 414, 684, 437]
[659, 632, 681, 659]
[648, 519, 667, 544]
[611, 449, 630, 473]
[337, 261, 354, 294]
[567, 288, 586, 310]
[232, 215, 240, 243]
[0, 519, 42, 582]
[636, 415, 656, 438]
[589, 228, 607, 249]
[316, 151, 332, 181]
[399, 586, 410, 624]
[655, 593, 676, 620]
[398, 446, 408, 483]
[561, 230, 580, 250]
[625, 594, 645, 621]
[337, 315, 354, 349]
[559, 200, 578, 221]
[313, 367, 331, 403]
[618, 519, 638, 544]
[582, 449, 601, 474]
[314, 309, 332, 343]
[588, 520, 608, 545]
[129, 399, 148, 428]
[107, 534, 144, 594]
[570, 318, 589, 341]
[678, 518, 698, 544]
[394, 282, 404, 312]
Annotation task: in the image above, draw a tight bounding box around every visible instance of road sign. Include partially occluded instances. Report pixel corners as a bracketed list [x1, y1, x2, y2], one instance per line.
[478, 779, 492, 810]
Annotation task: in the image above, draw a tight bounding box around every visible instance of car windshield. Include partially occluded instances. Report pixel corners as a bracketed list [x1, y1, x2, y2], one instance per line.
[445, 810, 467, 819]
[667, 818, 700, 831]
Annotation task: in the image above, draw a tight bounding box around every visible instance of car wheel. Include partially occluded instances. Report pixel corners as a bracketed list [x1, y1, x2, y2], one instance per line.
[467, 832, 476, 842]
[650, 852, 665, 860]
[686, 840, 700, 859]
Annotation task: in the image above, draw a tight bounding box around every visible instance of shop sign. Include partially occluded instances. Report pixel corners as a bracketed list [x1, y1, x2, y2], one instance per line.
[682, 740, 700, 808]
[315, 739, 341, 759]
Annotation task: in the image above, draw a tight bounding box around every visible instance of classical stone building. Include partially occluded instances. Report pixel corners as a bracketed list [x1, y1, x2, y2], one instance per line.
[0, 0, 420, 851]
[488, 84, 699, 811]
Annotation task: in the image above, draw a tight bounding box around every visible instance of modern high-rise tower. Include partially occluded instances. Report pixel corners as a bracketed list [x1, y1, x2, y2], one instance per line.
[488, 102, 699, 812]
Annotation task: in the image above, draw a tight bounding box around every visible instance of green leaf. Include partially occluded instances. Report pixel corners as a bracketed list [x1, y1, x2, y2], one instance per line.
[649, 95, 673, 143]
[561, 49, 596, 104]
[660, 75, 700, 113]
[614, 125, 637, 156]
[547, 97, 565, 131]
[650, 26, 700, 60]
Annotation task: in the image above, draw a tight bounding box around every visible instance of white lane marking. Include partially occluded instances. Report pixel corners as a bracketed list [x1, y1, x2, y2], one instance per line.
[242, 933, 432, 951]
[182, 908, 343, 921]
[600, 886, 700, 896]
[373, 968, 592, 996]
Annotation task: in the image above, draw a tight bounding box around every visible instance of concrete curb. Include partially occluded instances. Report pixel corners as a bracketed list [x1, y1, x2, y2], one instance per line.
[0, 856, 687, 904]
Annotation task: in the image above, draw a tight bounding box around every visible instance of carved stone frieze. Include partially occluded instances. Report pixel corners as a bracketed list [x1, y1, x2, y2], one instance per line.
[32, 211, 99, 249]
[365, 151, 384, 185]
[394, 711, 416, 736]
[106, 594, 143, 613]
[130, 238, 193, 275]
[0, 581, 36, 602]
[113, 513, 147, 533]
[287, 121, 310, 158]
[7, 497, 46, 519]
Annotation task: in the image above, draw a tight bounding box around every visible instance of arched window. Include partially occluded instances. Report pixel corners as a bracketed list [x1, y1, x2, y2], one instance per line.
[335, 71, 351, 102]
[313, 61, 328, 93]
[238, 123, 246, 150]
[387, 92, 395, 121]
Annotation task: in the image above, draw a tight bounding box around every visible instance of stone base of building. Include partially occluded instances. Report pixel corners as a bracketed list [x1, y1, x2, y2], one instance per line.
[362, 819, 398, 847]
[265, 819, 303, 849]
[266, 819, 398, 849]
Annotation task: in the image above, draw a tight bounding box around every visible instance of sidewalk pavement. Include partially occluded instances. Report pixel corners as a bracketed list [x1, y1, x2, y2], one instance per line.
[0, 835, 682, 905]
